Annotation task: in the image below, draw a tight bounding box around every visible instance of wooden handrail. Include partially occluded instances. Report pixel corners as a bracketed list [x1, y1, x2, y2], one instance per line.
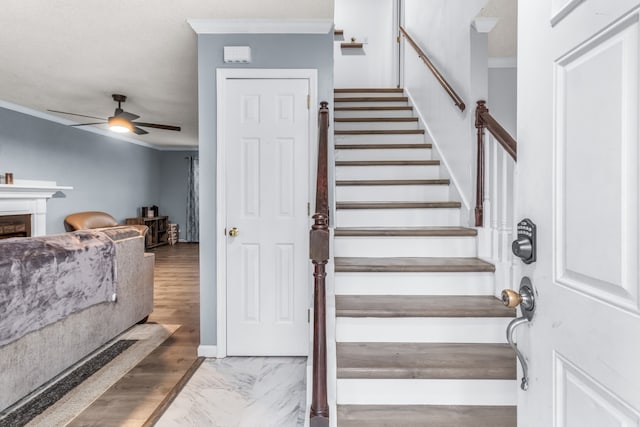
[309, 101, 330, 427]
[399, 26, 466, 112]
[476, 101, 517, 161]
[475, 100, 517, 226]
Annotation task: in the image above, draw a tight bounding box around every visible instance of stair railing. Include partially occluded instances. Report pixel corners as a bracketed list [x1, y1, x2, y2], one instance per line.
[309, 101, 330, 427]
[399, 26, 466, 112]
[474, 100, 517, 287]
[474, 100, 517, 227]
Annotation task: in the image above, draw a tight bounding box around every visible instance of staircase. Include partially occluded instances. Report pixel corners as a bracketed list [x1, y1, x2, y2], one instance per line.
[332, 88, 517, 427]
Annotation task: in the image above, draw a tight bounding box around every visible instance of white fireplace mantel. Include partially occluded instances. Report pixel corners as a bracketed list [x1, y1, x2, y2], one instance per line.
[0, 179, 73, 236]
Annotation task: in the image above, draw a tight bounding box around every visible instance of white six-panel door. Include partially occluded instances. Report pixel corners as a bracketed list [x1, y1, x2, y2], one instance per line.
[518, 1, 640, 425]
[224, 78, 310, 356]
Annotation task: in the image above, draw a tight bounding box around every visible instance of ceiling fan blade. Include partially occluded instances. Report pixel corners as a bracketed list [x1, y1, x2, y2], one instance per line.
[133, 126, 149, 135]
[69, 122, 106, 127]
[134, 122, 181, 132]
[48, 110, 106, 121]
[116, 110, 140, 121]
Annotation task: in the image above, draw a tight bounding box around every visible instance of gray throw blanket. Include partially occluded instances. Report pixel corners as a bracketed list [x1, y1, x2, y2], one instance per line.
[0, 231, 116, 347]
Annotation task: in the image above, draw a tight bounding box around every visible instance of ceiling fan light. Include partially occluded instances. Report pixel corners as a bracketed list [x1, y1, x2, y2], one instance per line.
[108, 116, 134, 133]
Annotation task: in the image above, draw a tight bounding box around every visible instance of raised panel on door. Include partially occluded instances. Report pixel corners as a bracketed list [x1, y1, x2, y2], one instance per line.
[518, 1, 640, 426]
[225, 78, 310, 356]
[555, 15, 640, 312]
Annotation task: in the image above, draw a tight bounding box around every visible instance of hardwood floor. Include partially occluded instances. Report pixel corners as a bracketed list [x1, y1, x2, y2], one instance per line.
[69, 243, 201, 427]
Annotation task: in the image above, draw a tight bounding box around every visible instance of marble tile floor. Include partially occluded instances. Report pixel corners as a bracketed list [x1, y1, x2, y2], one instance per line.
[156, 357, 307, 427]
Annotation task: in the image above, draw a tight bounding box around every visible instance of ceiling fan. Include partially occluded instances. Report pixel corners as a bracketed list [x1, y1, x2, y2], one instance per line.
[48, 94, 181, 135]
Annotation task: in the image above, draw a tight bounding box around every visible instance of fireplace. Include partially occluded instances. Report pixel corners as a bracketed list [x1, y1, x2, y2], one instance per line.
[0, 179, 72, 236]
[0, 214, 32, 239]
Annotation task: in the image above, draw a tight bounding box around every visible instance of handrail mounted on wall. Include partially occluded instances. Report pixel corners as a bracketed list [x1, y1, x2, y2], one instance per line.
[399, 26, 466, 112]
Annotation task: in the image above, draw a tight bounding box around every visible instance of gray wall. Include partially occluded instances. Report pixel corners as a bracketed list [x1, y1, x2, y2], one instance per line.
[0, 107, 162, 234]
[0, 107, 194, 237]
[488, 67, 517, 137]
[196, 33, 334, 347]
[158, 150, 197, 241]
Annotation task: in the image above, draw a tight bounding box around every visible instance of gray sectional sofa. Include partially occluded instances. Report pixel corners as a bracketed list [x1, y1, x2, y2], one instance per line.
[0, 226, 154, 411]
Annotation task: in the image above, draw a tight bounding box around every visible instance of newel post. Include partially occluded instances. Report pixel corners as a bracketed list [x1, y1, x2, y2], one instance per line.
[475, 100, 488, 227]
[309, 101, 330, 427]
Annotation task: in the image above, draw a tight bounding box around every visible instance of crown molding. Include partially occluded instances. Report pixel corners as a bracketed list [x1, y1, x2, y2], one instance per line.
[188, 19, 333, 34]
[156, 145, 199, 152]
[472, 17, 499, 33]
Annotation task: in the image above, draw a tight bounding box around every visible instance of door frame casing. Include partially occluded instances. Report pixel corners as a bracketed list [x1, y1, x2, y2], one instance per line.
[215, 68, 319, 358]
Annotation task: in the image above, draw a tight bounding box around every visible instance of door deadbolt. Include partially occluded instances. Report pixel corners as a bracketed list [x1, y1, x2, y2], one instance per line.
[512, 218, 536, 264]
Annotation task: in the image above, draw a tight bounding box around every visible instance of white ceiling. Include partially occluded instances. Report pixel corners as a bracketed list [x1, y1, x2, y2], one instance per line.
[480, 0, 517, 58]
[0, 1, 514, 149]
[0, 1, 333, 149]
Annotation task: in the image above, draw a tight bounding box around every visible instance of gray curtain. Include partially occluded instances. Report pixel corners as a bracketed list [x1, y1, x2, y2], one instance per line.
[186, 157, 199, 242]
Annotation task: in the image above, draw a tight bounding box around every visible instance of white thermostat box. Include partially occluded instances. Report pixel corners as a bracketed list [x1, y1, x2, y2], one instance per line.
[224, 46, 251, 63]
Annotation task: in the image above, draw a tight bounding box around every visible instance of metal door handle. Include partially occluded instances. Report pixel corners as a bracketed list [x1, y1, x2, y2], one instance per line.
[229, 227, 239, 237]
[506, 317, 530, 391]
[502, 277, 536, 391]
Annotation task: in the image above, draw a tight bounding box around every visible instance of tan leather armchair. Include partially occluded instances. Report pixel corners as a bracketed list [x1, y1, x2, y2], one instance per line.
[64, 211, 147, 236]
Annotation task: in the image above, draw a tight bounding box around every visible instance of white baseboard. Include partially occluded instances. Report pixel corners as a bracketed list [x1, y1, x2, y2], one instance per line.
[197, 345, 218, 358]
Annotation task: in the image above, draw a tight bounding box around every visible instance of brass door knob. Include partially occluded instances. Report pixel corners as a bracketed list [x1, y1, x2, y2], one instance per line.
[228, 227, 239, 237]
[502, 289, 522, 308]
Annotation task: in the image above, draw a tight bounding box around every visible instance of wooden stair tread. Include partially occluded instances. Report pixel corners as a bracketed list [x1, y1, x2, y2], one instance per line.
[335, 117, 418, 122]
[335, 96, 408, 102]
[336, 179, 449, 186]
[336, 201, 461, 209]
[337, 343, 516, 379]
[335, 160, 438, 166]
[335, 143, 431, 149]
[335, 88, 404, 93]
[335, 106, 413, 111]
[335, 295, 515, 318]
[337, 405, 516, 427]
[334, 226, 476, 236]
[341, 42, 364, 48]
[336, 129, 424, 135]
[334, 257, 495, 272]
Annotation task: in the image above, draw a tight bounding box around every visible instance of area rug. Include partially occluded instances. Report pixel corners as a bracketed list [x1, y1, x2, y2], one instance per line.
[0, 323, 179, 427]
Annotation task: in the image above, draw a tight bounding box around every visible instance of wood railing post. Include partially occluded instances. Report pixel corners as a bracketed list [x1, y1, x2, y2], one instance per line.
[310, 101, 330, 427]
[475, 100, 488, 227]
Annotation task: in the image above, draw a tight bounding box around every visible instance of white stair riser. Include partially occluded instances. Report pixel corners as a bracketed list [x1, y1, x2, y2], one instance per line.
[336, 317, 510, 343]
[335, 148, 432, 161]
[336, 208, 460, 227]
[335, 121, 419, 131]
[335, 134, 424, 144]
[335, 101, 408, 108]
[334, 92, 405, 98]
[335, 165, 440, 181]
[337, 379, 517, 406]
[334, 272, 495, 296]
[336, 184, 448, 202]
[334, 236, 476, 257]
[335, 109, 414, 119]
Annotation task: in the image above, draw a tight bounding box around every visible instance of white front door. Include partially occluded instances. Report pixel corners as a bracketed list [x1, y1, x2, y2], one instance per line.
[224, 77, 310, 356]
[518, 1, 640, 425]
